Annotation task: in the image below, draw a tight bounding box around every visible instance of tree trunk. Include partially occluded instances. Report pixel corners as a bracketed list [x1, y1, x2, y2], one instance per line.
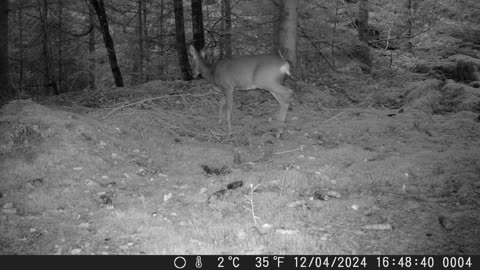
[157, 0, 165, 76]
[223, 0, 232, 58]
[18, 0, 25, 96]
[39, 0, 59, 96]
[191, 0, 205, 50]
[143, 0, 149, 81]
[357, 0, 372, 71]
[220, 0, 225, 58]
[0, 0, 13, 103]
[358, 0, 369, 43]
[89, 6, 96, 90]
[138, 0, 144, 83]
[173, 0, 192, 80]
[57, 0, 63, 92]
[132, 0, 144, 85]
[278, 0, 298, 67]
[90, 0, 124, 87]
[272, 0, 280, 54]
[406, 0, 413, 52]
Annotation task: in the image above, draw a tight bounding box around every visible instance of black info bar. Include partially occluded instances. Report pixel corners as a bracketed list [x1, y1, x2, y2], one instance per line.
[4, 255, 477, 270]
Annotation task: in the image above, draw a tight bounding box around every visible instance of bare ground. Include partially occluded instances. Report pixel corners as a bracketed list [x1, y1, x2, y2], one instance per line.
[1, 75, 480, 255]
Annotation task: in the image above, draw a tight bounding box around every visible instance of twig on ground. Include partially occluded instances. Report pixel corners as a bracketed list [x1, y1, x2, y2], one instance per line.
[243, 184, 260, 225]
[324, 111, 345, 122]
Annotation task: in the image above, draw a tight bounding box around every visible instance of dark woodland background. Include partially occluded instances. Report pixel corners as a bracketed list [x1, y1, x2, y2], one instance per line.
[0, 0, 478, 103]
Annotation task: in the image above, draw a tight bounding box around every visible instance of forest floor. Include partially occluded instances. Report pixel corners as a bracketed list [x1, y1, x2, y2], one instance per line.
[1, 69, 480, 255]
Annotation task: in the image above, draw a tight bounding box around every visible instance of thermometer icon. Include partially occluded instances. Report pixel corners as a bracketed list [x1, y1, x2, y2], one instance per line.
[195, 256, 202, 268]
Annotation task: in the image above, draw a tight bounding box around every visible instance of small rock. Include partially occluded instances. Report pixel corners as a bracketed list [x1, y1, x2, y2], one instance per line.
[199, 188, 208, 194]
[163, 193, 172, 202]
[101, 175, 109, 180]
[71, 248, 82, 255]
[308, 156, 316, 160]
[327, 190, 341, 198]
[85, 179, 100, 187]
[262, 224, 273, 230]
[287, 200, 307, 208]
[79, 222, 90, 228]
[72, 167, 83, 171]
[351, 204, 359, 211]
[137, 168, 147, 176]
[276, 229, 299, 235]
[438, 215, 455, 230]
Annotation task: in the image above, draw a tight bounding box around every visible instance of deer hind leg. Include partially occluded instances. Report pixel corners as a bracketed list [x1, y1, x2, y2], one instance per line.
[269, 84, 292, 123]
[268, 84, 293, 137]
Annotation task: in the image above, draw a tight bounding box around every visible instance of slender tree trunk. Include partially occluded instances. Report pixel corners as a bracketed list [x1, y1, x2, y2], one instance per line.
[358, 0, 369, 43]
[57, 0, 63, 92]
[173, 0, 192, 80]
[143, 0, 149, 81]
[18, 0, 24, 96]
[278, 0, 298, 67]
[90, 0, 124, 87]
[272, 0, 280, 54]
[132, 0, 144, 85]
[157, 0, 165, 76]
[39, 0, 58, 95]
[89, 6, 96, 90]
[357, 0, 372, 71]
[223, 0, 232, 58]
[0, 0, 13, 103]
[220, 0, 225, 58]
[191, 0, 205, 50]
[331, 0, 339, 67]
[406, 0, 413, 52]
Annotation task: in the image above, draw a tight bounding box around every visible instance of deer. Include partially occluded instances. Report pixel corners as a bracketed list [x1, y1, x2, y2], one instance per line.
[188, 45, 293, 138]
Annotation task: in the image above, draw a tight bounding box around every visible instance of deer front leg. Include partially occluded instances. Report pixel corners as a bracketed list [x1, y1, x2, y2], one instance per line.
[218, 96, 226, 125]
[224, 87, 234, 135]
